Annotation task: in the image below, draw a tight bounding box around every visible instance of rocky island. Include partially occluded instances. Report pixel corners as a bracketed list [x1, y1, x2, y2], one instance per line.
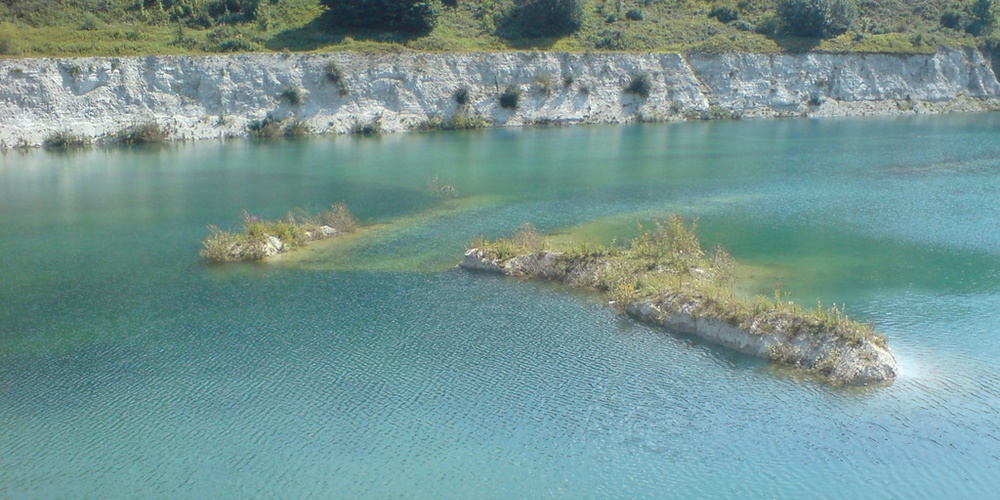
[460, 218, 898, 386]
[200, 202, 357, 262]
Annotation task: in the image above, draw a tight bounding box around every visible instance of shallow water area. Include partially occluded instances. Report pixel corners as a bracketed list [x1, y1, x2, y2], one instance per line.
[3, 115, 1000, 497]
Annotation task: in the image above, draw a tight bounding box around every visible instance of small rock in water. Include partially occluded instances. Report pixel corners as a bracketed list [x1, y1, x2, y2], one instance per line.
[267, 236, 284, 251]
[261, 236, 283, 256]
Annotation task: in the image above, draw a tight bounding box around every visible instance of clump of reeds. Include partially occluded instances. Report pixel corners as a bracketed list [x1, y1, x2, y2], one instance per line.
[200, 202, 358, 263]
[471, 222, 545, 261]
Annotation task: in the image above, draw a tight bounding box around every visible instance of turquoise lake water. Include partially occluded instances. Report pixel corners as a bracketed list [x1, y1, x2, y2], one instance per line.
[2, 115, 1000, 497]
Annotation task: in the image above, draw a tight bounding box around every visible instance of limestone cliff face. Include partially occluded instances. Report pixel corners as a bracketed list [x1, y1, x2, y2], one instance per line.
[1, 48, 998, 148]
[687, 48, 1000, 117]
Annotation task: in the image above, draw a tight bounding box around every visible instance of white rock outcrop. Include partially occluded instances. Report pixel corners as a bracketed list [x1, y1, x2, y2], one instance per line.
[1, 48, 998, 148]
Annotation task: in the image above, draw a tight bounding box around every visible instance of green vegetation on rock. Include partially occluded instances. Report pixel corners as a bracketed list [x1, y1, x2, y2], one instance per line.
[415, 113, 490, 131]
[200, 202, 358, 262]
[247, 116, 310, 138]
[43, 130, 91, 150]
[468, 216, 887, 351]
[498, 84, 522, 110]
[112, 121, 170, 145]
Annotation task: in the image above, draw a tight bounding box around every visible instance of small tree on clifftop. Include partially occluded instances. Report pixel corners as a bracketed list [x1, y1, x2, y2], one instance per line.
[504, 0, 585, 38]
[776, 0, 857, 38]
[321, 0, 438, 35]
[967, 0, 996, 35]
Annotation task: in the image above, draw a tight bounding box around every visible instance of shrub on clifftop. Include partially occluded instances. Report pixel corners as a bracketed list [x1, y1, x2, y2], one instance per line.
[503, 0, 585, 38]
[112, 122, 169, 145]
[321, 0, 438, 35]
[776, 0, 857, 38]
[966, 0, 996, 35]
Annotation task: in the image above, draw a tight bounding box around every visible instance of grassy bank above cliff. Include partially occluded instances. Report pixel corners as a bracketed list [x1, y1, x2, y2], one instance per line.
[0, 0, 996, 57]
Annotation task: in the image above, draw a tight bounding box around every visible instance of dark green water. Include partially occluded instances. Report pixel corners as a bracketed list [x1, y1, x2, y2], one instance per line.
[3, 115, 1000, 497]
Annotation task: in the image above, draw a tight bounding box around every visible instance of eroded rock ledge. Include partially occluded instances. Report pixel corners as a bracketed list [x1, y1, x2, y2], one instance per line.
[2, 48, 999, 148]
[459, 229, 898, 386]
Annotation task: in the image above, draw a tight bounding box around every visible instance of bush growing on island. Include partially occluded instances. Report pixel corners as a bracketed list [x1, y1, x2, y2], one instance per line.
[470, 222, 545, 260]
[201, 203, 358, 262]
[317, 202, 359, 232]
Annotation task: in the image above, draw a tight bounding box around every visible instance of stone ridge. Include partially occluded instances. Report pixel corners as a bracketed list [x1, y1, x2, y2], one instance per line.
[2, 48, 999, 148]
[460, 248, 899, 386]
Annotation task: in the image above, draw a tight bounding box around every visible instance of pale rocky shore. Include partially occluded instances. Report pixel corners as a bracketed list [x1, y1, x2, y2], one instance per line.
[2, 48, 999, 148]
[461, 248, 898, 386]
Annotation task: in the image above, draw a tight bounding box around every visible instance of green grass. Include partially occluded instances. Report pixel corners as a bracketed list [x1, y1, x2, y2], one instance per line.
[0, 0, 987, 57]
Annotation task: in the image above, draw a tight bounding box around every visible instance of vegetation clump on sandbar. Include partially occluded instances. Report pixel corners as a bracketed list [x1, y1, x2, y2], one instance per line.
[461, 216, 898, 386]
[201, 202, 357, 262]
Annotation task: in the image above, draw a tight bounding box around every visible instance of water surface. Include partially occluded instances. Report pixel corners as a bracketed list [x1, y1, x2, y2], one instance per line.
[2, 115, 1000, 497]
